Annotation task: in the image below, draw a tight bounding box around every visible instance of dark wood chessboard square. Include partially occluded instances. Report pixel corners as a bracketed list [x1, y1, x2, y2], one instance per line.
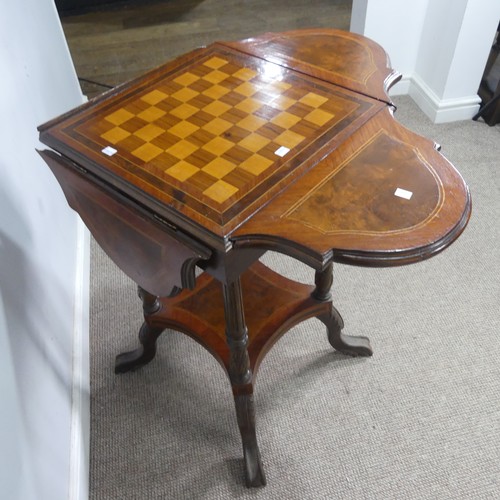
[188, 77, 214, 94]
[221, 166, 258, 192]
[253, 105, 282, 122]
[188, 168, 219, 193]
[219, 90, 248, 107]
[254, 121, 286, 140]
[113, 133, 145, 153]
[182, 127, 217, 148]
[153, 94, 183, 114]
[188, 109, 219, 128]
[220, 144, 253, 165]
[223, 124, 252, 142]
[182, 149, 218, 169]
[186, 92, 214, 110]
[149, 151, 182, 172]
[219, 107, 249, 125]
[150, 131, 181, 150]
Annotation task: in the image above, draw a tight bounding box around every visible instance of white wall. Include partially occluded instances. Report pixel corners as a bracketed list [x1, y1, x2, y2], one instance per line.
[351, 0, 428, 94]
[0, 1, 87, 499]
[351, 0, 500, 122]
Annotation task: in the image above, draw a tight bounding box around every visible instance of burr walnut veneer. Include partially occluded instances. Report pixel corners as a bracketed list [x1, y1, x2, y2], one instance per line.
[38, 29, 471, 487]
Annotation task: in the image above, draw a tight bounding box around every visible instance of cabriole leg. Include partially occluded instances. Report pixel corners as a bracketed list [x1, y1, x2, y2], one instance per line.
[313, 263, 373, 357]
[115, 286, 166, 373]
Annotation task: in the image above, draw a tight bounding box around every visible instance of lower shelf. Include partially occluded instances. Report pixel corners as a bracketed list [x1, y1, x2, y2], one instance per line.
[146, 260, 330, 378]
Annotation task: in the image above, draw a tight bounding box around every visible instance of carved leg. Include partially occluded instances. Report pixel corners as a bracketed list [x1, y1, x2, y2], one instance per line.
[223, 279, 266, 487]
[115, 286, 166, 373]
[234, 393, 266, 487]
[313, 263, 373, 357]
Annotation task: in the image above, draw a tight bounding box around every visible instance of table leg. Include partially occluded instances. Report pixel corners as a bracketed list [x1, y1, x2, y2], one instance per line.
[223, 279, 266, 487]
[314, 263, 373, 357]
[115, 286, 166, 373]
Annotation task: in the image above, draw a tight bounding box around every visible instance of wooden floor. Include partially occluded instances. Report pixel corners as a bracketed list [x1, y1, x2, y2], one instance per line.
[60, 0, 352, 98]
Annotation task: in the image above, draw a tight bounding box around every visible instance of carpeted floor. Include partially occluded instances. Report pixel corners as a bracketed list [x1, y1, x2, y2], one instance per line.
[89, 95, 500, 499]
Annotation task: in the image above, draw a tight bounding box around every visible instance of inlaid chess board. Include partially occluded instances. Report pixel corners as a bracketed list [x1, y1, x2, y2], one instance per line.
[41, 45, 377, 236]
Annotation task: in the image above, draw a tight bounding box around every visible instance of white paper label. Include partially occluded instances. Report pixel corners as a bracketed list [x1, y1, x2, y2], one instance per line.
[394, 187, 413, 200]
[102, 146, 117, 156]
[274, 146, 290, 157]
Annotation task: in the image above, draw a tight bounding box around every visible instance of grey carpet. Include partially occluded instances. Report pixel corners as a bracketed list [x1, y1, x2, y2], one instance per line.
[89, 96, 500, 499]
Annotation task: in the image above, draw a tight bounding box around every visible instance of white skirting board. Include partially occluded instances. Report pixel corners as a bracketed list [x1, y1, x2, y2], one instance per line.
[69, 219, 90, 500]
[390, 74, 481, 123]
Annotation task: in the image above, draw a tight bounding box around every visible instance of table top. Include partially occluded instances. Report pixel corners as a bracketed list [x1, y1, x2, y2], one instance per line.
[39, 29, 470, 268]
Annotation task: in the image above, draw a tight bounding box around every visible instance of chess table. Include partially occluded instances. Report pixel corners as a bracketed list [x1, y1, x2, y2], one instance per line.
[38, 29, 471, 487]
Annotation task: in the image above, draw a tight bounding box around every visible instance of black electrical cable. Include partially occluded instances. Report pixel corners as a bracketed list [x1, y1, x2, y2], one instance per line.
[78, 77, 114, 89]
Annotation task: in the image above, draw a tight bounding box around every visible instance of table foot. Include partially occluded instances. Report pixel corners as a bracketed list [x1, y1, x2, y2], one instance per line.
[234, 394, 267, 488]
[319, 308, 373, 357]
[115, 322, 164, 373]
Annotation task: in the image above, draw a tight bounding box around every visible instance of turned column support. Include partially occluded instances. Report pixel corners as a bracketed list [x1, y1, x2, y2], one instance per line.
[222, 279, 252, 386]
[222, 277, 266, 487]
[312, 262, 333, 302]
[138, 285, 161, 315]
